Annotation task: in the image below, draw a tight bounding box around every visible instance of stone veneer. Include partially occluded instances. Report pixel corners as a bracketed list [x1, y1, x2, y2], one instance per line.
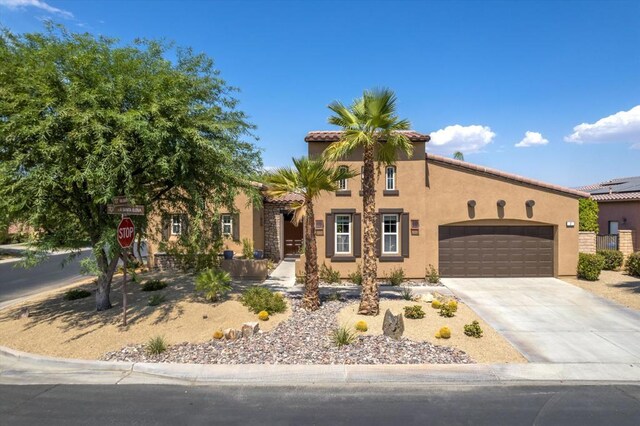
[263, 202, 283, 261]
[619, 229, 636, 257]
[578, 231, 596, 254]
[154, 252, 179, 271]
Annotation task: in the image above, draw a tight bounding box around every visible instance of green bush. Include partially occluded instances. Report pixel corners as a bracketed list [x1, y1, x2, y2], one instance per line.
[577, 253, 604, 281]
[141, 279, 168, 292]
[320, 262, 340, 284]
[195, 268, 232, 302]
[146, 336, 168, 355]
[425, 264, 440, 284]
[597, 250, 624, 270]
[627, 252, 640, 277]
[464, 320, 483, 338]
[63, 288, 91, 301]
[147, 294, 166, 306]
[439, 303, 456, 318]
[240, 286, 287, 314]
[387, 267, 405, 286]
[242, 238, 254, 259]
[347, 264, 363, 285]
[400, 287, 414, 301]
[403, 305, 426, 319]
[578, 198, 599, 233]
[331, 325, 357, 347]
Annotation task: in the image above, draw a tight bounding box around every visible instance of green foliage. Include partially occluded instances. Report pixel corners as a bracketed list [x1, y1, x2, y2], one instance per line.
[453, 151, 465, 161]
[403, 305, 426, 319]
[147, 294, 166, 306]
[320, 262, 340, 284]
[0, 24, 262, 310]
[626, 252, 640, 277]
[240, 286, 287, 314]
[387, 267, 405, 286]
[431, 299, 442, 309]
[295, 271, 306, 285]
[331, 325, 357, 347]
[577, 253, 605, 281]
[355, 321, 368, 332]
[400, 287, 414, 301]
[242, 238, 254, 259]
[146, 336, 168, 355]
[63, 289, 91, 301]
[464, 321, 483, 338]
[578, 199, 599, 232]
[141, 279, 168, 292]
[439, 303, 456, 318]
[436, 327, 451, 339]
[325, 292, 344, 302]
[597, 250, 624, 270]
[195, 268, 232, 302]
[347, 264, 363, 286]
[425, 264, 441, 284]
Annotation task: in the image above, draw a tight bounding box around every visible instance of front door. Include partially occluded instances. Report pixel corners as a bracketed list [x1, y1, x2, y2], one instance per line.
[283, 212, 303, 255]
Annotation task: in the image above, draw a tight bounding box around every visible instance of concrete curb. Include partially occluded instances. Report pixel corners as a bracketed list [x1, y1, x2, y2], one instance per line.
[2, 345, 640, 385]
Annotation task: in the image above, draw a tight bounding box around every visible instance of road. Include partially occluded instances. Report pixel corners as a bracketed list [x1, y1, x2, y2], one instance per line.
[1, 384, 639, 425]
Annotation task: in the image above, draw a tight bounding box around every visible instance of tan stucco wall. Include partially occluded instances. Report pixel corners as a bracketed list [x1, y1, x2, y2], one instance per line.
[309, 143, 580, 278]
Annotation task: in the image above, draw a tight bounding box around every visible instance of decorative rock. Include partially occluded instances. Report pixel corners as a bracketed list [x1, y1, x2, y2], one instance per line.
[242, 322, 260, 338]
[20, 308, 30, 319]
[422, 293, 434, 303]
[224, 328, 240, 340]
[382, 309, 404, 340]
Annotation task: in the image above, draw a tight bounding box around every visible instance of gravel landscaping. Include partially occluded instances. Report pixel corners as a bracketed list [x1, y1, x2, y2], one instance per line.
[562, 270, 640, 310]
[103, 296, 473, 365]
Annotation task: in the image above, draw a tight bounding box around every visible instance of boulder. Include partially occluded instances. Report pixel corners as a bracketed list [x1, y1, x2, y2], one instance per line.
[422, 293, 434, 303]
[382, 309, 404, 340]
[242, 322, 260, 338]
[224, 328, 240, 340]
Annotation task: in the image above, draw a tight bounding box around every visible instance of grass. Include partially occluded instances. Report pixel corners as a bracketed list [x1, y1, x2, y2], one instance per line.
[331, 325, 357, 348]
[146, 336, 168, 355]
[147, 294, 166, 306]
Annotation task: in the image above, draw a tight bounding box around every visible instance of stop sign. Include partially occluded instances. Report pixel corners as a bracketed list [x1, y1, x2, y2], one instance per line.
[117, 217, 135, 248]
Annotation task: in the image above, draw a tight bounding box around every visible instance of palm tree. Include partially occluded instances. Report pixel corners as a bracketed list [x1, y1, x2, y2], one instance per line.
[264, 157, 354, 311]
[324, 88, 412, 316]
[453, 151, 464, 161]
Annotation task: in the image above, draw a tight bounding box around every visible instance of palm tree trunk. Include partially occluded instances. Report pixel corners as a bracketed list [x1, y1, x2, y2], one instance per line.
[302, 202, 321, 310]
[359, 144, 379, 315]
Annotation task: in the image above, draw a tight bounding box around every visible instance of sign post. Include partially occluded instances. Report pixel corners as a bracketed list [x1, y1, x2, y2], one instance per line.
[117, 216, 135, 326]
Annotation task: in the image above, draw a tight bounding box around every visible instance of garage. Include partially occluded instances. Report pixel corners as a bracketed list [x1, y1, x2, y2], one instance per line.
[439, 225, 554, 277]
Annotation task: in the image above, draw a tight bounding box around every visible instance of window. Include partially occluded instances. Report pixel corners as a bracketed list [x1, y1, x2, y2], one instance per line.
[337, 166, 348, 190]
[382, 214, 399, 254]
[171, 215, 182, 235]
[385, 166, 396, 190]
[609, 221, 619, 235]
[221, 214, 233, 236]
[335, 214, 352, 254]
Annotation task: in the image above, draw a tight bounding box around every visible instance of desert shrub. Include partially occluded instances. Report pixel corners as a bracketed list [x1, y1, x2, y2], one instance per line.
[320, 262, 340, 284]
[212, 330, 224, 339]
[347, 264, 363, 286]
[435, 327, 451, 339]
[266, 259, 275, 270]
[400, 287, 414, 301]
[404, 305, 426, 319]
[332, 325, 357, 347]
[242, 238, 254, 259]
[387, 267, 405, 286]
[296, 271, 306, 284]
[146, 336, 168, 355]
[446, 300, 458, 312]
[431, 299, 442, 309]
[464, 321, 483, 338]
[141, 279, 168, 292]
[240, 286, 287, 314]
[577, 252, 604, 281]
[627, 252, 640, 277]
[439, 303, 456, 318]
[597, 250, 624, 270]
[195, 268, 232, 302]
[258, 310, 270, 321]
[325, 292, 343, 302]
[147, 294, 166, 306]
[425, 264, 440, 284]
[355, 320, 368, 332]
[63, 288, 91, 301]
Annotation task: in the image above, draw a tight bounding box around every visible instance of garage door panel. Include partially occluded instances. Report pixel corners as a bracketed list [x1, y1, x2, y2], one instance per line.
[439, 225, 554, 277]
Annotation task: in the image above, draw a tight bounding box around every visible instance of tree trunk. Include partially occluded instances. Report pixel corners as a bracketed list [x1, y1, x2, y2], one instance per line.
[95, 247, 120, 311]
[302, 202, 321, 310]
[136, 232, 144, 265]
[358, 144, 379, 315]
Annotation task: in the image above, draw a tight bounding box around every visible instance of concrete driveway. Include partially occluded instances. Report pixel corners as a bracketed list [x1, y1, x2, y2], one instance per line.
[442, 278, 640, 363]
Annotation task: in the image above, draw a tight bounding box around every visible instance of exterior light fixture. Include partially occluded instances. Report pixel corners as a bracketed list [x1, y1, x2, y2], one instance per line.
[467, 200, 476, 207]
[526, 200, 535, 207]
[566, 221, 575, 228]
[497, 200, 506, 207]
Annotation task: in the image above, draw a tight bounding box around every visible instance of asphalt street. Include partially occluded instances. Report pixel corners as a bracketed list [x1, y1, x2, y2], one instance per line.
[1, 384, 639, 425]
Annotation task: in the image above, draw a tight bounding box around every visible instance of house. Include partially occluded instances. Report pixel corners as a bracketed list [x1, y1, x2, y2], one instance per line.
[148, 130, 589, 278]
[577, 176, 640, 253]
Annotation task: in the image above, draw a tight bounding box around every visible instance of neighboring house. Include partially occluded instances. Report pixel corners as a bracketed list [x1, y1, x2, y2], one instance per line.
[148, 130, 589, 278]
[577, 176, 640, 252]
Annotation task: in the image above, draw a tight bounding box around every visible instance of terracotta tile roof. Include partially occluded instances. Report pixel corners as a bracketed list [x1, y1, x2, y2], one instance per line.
[426, 153, 590, 199]
[305, 130, 430, 143]
[264, 193, 305, 204]
[576, 176, 640, 201]
[588, 192, 640, 202]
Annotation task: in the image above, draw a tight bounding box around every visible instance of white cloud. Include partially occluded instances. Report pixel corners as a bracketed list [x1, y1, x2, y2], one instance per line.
[429, 124, 495, 154]
[565, 105, 640, 146]
[515, 131, 549, 148]
[0, 0, 73, 18]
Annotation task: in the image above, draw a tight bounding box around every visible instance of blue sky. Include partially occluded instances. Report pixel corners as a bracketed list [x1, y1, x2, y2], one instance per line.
[1, 0, 639, 187]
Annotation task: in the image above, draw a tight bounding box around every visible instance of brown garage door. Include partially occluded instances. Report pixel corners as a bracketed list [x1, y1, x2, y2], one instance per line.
[439, 226, 554, 277]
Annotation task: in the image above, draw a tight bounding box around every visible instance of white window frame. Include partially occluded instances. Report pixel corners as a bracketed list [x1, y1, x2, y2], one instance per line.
[335, 214, 352, 255]
[382, 214, 399, 255]
[385, 166, 396, 190]
[221, 214, 233, 236]
[338, 166, 348, 190]
[171, 215, 182, 236]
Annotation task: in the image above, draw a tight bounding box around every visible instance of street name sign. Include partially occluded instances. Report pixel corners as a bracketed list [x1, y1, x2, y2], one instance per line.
[107, 204, 145, 215]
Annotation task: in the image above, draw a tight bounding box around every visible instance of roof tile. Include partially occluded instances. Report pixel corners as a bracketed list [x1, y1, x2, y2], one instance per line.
[305, 130, 430, 143]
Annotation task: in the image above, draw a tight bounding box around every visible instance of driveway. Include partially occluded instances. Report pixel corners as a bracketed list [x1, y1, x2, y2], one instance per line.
[442, 278, 640, 363]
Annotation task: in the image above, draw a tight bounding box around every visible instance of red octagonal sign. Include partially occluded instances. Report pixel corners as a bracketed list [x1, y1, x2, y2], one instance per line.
[117, 217, 135, 248]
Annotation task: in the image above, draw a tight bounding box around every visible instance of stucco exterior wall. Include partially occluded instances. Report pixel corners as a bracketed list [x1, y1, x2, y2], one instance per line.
[597, 201, 639, 250]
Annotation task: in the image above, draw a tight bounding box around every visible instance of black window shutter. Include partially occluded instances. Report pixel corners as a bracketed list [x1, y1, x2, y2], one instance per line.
[325, 213, 334, 258]
[161, 215, 170, 241]
[353, 213, 362, 258]
[375, 213, 381, 257]
[401, 213, 409, 257]
[232, 213, 240, 241]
